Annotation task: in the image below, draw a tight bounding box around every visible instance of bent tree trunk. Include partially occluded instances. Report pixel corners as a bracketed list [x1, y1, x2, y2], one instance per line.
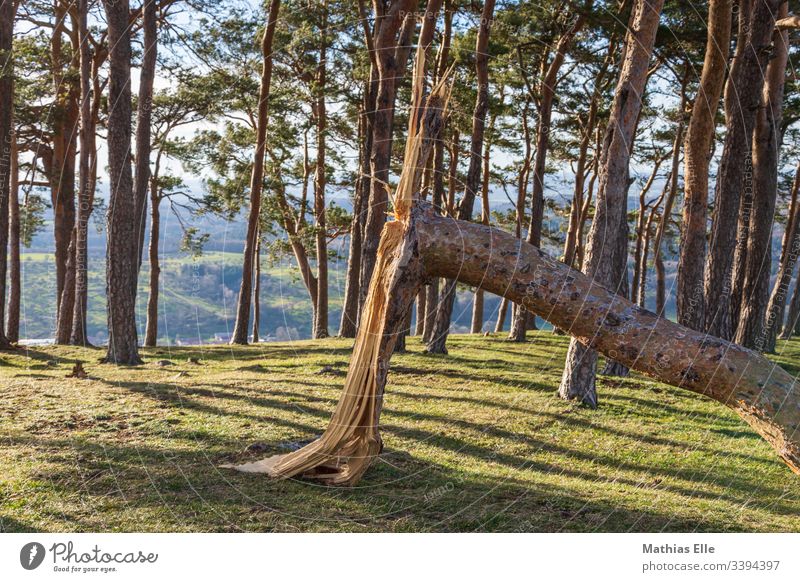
[230, 203, 800, 485]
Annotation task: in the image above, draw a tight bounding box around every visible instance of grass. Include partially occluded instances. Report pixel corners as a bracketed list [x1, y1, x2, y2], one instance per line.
[1, 333, 799, 533]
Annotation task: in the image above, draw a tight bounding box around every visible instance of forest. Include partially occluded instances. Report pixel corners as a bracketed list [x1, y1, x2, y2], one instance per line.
[3, 0, 800, 532]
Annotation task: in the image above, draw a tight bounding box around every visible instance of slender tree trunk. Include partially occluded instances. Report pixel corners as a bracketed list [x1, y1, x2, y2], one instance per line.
[470, 104, 498, 334]
[231, 0, 281, 345]
[134, 0, 157, 273]
[508, 103, 533, 342]
[103, 0, 141, 364]
[785, 273, 800, 338]
[494, 298, 508, 332]
[51, 3, 79, 340]
[313, 6, 329, 340]
[426, 0, 495, 354]
[0, 0, 13, 348]
[735, 4, 790, 350]
[652, 89, 687, 316]
[768, 161, 800, 346]
[70, 11, 101, 346]
[56, 231, 77, 344]
[144, 185, 160, 348]
[703, 0, 781, 340]
[252, 233, 261, 343]
[558, 0, 664, 407]
[6, 135, 19, 343]
[678, 0, 731, 330]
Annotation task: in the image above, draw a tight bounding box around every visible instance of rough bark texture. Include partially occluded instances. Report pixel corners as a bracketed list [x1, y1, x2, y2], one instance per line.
[786, 273, 800, 338]
[6, 137, 19, 342]
[230, 0, 281, 345]
[0, 0, 13, 349]
[134, 0, 157, 272]
[144, 179, 160, 347]
[358, 0, 417, 313]
[770, 162, 800, 345]
[231, 203, 800, 485]
[70, 0, 95, 347]
[426, 0, 495, 354]
[735, 5, 789, 350]
[677, 0, 731, 330]
[103, 0, 141, 364]
[51, 2, 79, 343]
[558, 0, 663, 407]
[313, 5, 329, 339]
[703, 0, 781, 340]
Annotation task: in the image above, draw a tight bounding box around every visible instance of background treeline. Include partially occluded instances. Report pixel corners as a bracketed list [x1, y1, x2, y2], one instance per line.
[0, 0, 799, 376]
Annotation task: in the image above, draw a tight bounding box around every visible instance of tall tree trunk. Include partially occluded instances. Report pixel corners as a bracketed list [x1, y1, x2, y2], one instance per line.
[313, 4, 329, 340]
[494, 298, 508, 333]
[768, 161, 800, 346]
[252, 232, 261, 343]
[6, 137, 19, 342]
[735, 3, 790, 350]
[470, 103, 497, 334]
[677, 0, 732, 331]
[134, 0, 157, 273]
[70, 0, 94, 347]
[558, 0, 664, 407]
[703, 0, 781, 340]
[652, 87, 687, 316]
[426, 0, 495, 354]
[507, 103, 533, 342]
[0, 0, 13, 348]
[230, 0, 281, 345]
[785, 273, 800, 338]
[103, 0, 141, 365]
[56, 231, 77, 344]
[421, 3, 454, 342]
[358, 0, 418, 313]
[144, 183, 160, 348]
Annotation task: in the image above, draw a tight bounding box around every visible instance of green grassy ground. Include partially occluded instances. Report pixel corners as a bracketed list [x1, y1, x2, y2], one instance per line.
[2, 333, 799, 532]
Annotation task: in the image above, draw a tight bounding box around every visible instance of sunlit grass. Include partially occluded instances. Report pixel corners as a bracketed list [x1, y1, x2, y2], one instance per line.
[1, 333, 799, 532]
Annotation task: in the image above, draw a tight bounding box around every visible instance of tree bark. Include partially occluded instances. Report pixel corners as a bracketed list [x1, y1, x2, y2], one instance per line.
[735, 3, 790, 350]
[652, 86, 687, 316]
[769, 161, 800, 345]
[427, 0, 495, 354]
[103, 0, 141, 364]
[70, 0, 95, 347]
[51, 3, 79, 345]
[313, 3, 329, 340]
[230, 0, 281, 345]
[703, 0, 781, 340]
[134, 0, 158, 273]
[358, 0, 418, 313]
[231, 203, 800, 485]
[144, 181, 160, 347]
[677, 0, 731, 331]
[785, 273, 800, 338]
[6, 136, 19, 343]
[508, 103, 533, 342]
[252, 233, 261, 343]
[0, 0, 13, 348]
[558, 0, 664, 407]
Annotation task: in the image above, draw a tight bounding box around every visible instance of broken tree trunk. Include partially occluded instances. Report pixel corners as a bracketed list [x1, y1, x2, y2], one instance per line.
[229, 202, 800, 485]
[226, 16, 800, 485]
